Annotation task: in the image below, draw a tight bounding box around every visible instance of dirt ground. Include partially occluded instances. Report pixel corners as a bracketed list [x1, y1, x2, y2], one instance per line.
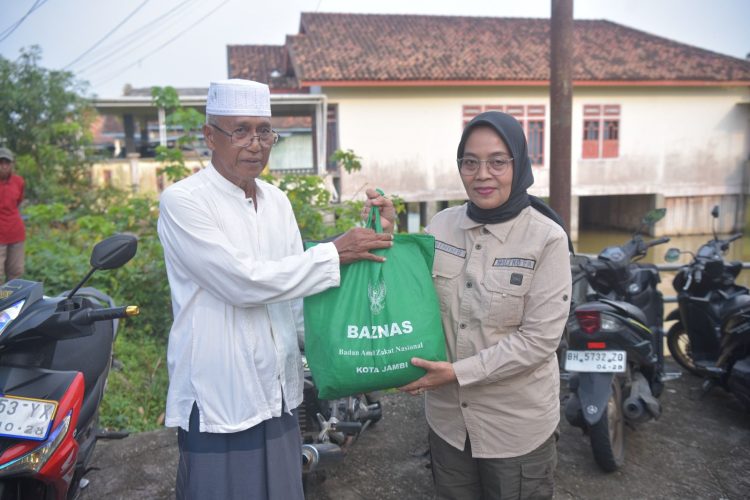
[79, 359, 750, 499]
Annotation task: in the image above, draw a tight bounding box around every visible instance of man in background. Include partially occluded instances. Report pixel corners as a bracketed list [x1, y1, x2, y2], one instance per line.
[0, 147, 25, 283]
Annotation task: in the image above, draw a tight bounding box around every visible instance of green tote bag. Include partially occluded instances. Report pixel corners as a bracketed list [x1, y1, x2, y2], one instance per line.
[303, 205, 446, 399]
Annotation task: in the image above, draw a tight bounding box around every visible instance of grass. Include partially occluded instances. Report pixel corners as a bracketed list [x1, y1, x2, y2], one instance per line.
[100, 327, 169, 433]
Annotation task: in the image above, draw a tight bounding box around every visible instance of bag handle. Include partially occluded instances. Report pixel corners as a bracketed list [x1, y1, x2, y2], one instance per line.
[365, 188, 385, 234]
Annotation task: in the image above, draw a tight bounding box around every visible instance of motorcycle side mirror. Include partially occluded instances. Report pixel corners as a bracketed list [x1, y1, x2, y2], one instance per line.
[642, 208, 666, 226]
[664, 248, 681, 262]
[711, 205, 719, 219]
[65, 234, 138, 301]
[90, 234, 138, 270]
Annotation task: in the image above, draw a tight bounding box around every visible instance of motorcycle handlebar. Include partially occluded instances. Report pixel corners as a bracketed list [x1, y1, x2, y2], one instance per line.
[727, 233, 743, 244]
[646, 236, 671, 248]
[72, 305, 140, 325]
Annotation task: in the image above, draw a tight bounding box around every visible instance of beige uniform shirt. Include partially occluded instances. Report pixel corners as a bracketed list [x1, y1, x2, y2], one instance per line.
[425, 205, 572, 458]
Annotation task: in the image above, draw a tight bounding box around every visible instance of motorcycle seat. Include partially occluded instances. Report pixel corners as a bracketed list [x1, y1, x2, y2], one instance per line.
[599, 298, 649, 326]
[722, 293, 750, 321]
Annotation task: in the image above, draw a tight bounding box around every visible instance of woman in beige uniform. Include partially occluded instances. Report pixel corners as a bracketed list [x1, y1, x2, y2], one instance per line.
[367, 111, 572, 499]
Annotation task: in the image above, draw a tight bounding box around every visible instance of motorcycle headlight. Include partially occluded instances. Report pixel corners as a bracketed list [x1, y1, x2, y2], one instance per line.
[0, 299, 25, 336]
[0, 411, 71, 477]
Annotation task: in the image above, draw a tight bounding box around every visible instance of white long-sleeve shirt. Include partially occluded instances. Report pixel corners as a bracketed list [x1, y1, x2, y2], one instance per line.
[157, 164, 340, 433]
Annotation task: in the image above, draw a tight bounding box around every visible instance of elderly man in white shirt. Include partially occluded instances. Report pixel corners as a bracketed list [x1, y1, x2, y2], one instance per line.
[157, 79, 393, 500]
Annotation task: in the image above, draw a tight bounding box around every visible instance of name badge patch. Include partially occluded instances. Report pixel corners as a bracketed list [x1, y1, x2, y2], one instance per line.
[435, 240, 467, 259]
[492, 257, 536, 270]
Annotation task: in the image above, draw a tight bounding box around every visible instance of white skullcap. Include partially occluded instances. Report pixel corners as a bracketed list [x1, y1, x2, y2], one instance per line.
[205, 79, 271, 117]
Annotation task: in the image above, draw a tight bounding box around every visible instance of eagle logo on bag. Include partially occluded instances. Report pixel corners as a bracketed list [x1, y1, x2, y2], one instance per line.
[368, 279, 387, 315]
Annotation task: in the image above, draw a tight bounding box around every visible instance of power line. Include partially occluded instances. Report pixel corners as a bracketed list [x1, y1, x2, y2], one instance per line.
[79, 2, 202, 81]
[0, 0, 49, 42]
[92, 0, 231, 88]
[71, 0, 196, 73]
[72, 0, 198, 74]
[64, 0, 152, 69]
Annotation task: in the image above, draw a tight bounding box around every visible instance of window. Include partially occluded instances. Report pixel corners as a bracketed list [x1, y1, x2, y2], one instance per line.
[582, 105, 620, 159]
[461, 104, 546, 166]
[462, 105, 483, 127]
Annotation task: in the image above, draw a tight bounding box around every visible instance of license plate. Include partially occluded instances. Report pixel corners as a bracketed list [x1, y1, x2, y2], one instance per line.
[564, 350, 627, 373]
[0, 395, 58, 441]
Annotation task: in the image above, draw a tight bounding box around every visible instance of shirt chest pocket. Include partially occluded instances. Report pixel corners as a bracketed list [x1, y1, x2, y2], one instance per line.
[432, 251, 465, 311]
[482, 268, 533, 329]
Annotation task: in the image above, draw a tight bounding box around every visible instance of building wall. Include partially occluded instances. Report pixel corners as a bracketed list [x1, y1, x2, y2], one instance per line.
[325, 86, 551, 203]
[91, 159, 206, 196]
[573, 87, 750, 198]
[323, 85, 750, 231]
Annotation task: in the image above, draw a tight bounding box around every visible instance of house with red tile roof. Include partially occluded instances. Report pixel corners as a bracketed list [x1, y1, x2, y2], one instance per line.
[228, 12, 750, 235]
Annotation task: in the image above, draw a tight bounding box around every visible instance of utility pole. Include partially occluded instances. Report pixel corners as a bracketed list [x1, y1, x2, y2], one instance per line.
[550, 0, 573, 232]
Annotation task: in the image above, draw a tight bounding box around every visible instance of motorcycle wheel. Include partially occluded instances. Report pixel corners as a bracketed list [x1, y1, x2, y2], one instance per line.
[667, 323, 700, 376]
[589, 378, 625, 472]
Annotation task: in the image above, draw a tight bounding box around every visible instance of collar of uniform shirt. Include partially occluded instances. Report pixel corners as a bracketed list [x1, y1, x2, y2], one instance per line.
[458, 206, 525, 243]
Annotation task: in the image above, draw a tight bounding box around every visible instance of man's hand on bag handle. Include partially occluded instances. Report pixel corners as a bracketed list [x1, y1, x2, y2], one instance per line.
[363, 188, 396, 234]
[333, 227, 393, 264]
[399, 358, 457, 396]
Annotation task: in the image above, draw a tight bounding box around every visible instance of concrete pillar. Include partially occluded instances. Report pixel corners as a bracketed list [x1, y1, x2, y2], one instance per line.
[316, 99, 327, 175]
[422, 201, 441, 226]
[123, 114, 136, 155]
[127, 153, 141, 193]
[570, 195, 579, 243]
[407, 202, 421, 233]
[139, 118, 149, 156]
[158, 107, 167, 147]
[654, 193, 666, 237]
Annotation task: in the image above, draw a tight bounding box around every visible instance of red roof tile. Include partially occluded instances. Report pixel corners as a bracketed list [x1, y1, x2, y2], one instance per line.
[227, 45, 299, 89]
[229, 13, 750, 86]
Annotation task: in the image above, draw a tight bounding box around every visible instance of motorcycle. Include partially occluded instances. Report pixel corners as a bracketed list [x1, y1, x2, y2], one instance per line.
[298, 351, 382, 488]
[664, 205, 750, 409]
[0, 234, 139, 499]
[563, 209, 673, 472]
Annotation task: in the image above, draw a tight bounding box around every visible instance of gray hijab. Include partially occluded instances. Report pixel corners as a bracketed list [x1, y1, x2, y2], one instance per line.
[457, 111, 573, 251]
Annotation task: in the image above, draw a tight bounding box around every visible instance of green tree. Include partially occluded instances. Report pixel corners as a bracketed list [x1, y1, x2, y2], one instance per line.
[329, 148, 362, 173]
[151, 86, 205, 183]
[0, 46, 96, 205]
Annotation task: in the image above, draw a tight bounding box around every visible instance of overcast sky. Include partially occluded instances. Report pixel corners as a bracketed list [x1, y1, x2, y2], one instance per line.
[1, 0, 748, 97]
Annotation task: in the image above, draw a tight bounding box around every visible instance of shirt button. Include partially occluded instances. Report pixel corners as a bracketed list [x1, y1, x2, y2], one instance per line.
[475, 244, 482, 250]
[459, 323, 467, 329]
[466, 282, 473, 289]
[481, 228, 489, 235]
[461, 402, 468, 408]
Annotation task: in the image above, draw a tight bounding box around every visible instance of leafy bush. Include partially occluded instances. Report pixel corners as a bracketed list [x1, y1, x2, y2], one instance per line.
[24, 190, 172, 431]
